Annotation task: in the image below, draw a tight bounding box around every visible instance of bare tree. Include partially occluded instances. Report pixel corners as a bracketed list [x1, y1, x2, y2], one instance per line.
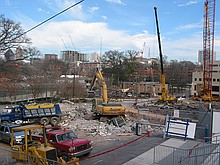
[26, 76, 44, 101]
[22, 46, 41, 59]
[0, 15, 30, 59]
[0, 68, 22, 104]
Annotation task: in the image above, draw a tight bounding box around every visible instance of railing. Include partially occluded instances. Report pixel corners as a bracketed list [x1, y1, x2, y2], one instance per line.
[0, 92, 55, 103]
[205, 132, 220, 144]
[153, 143, 220, 165]
[153, 144, 189, 165]
[153, 133, 220, 165]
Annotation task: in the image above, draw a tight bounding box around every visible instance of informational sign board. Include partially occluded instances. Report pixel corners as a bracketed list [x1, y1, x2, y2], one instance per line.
[173, 110, 179, 118]
[212, 111, 220, 143]
[165, 116, 196, 140]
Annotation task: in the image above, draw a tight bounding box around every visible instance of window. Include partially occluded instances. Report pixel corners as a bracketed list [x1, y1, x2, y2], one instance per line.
[213, 79, 216, 82]
[5, 127, 9, 133]
[56, 132, 77, 142]
[199, 78, 202, 81]
[49, 135, 56, 143]
[195, 78, 197, 81]
[0, 126, 5, 132]
[16, 108, 21, 113]
[212, 86, 219, 92]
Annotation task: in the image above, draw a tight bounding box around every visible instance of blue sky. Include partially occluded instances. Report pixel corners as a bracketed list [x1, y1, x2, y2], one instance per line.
[1, 0, 220, 62]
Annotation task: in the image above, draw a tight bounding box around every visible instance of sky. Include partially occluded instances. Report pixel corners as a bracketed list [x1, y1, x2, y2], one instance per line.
[1, 0, 220, 62]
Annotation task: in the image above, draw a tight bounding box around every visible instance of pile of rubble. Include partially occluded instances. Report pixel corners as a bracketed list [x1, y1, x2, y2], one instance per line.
[59, 101, 137, 137]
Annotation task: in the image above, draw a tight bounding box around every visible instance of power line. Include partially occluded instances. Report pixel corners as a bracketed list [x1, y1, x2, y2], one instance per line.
[15, 0, 84, 40]
[69, 35, 76, 50]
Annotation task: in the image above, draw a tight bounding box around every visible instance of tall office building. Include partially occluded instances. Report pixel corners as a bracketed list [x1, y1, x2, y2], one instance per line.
[198, 50, 216, 64]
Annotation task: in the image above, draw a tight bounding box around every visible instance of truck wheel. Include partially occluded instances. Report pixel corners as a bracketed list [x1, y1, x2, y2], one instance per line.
[15, 120, 22, 124]
[62, 153, 70, 162]
[1, 121, 8, 124]
[50, 117, 60, 126]
[40, 117, 49, 125]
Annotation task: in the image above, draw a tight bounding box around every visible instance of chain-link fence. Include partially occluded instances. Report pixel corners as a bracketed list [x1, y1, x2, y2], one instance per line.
[153, 142, 220, 165]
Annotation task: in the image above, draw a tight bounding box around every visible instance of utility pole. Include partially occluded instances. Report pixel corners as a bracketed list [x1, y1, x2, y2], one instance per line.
[135, 74, 138, 104]
[72, 53, 76, 99]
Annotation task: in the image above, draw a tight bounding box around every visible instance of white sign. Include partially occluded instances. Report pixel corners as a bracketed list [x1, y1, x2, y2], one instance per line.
[212, 111, 220, 143]
[165, 118, 196, 139]
[173, 110, 179, 118]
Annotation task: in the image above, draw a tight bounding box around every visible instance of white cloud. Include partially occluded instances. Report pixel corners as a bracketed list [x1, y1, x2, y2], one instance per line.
[105, 0, 125, 5]
[37, 8, 50, 14]
[102, 16, 107, 20]
[88, 6, 99, 13]
[175, 22, 202, 31]
[4, 0, 11, 6]
[178, 1, 199, 7]
[163, 37, 202, 61]
[16, 18, 215, 62]
[214, 37, 220, 59]
[24, 19, 214, 62]
[45, 0, 86, 20]
[27, 21, 155, 55]
[37, 8, 43, 12]
[12, 13, 37, 30]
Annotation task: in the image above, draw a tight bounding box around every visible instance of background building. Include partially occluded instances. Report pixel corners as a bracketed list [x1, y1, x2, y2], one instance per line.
[61, 50, 88, 62]
[198, 50, 216, 64]
[90, 52, 100, 62]
[45, 54, 58, 60]
[192, 60, 220, 97]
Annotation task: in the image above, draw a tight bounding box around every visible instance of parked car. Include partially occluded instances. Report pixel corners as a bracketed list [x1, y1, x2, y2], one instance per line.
[126, 93, 132, 97]
[32, 126, 93, 161]
[0, 123, 24, 144]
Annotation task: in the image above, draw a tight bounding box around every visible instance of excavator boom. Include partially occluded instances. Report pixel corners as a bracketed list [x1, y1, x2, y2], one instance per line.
[89, 68, 125, 117]
[90, 68, 108, 103]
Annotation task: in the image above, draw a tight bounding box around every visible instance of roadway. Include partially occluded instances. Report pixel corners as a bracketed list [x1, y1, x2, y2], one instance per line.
[80, 135, 166, 165]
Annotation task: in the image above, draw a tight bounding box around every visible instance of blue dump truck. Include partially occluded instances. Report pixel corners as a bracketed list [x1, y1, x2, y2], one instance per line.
[0, 103, 62, 126]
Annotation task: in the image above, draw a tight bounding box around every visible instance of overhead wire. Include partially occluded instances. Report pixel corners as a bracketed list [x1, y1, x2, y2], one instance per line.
[14, 0, 85, 40]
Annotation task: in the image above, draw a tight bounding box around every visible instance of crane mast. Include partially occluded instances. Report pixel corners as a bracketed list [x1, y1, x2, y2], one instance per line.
[202, 0, 216, 100]
[154, 7, 168, 101]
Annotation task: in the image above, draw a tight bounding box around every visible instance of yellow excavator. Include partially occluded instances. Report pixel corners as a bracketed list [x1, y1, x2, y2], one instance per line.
[154, 7, 176, 103]
[89, 68, 125, 121]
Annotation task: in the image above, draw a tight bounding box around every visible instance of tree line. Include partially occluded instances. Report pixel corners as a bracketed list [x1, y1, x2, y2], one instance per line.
[0, 15, 201, 103]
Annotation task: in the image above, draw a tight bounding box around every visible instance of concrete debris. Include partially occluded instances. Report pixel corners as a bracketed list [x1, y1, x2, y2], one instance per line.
[59, 100, 175, 138]
[59, 102, 136, 137]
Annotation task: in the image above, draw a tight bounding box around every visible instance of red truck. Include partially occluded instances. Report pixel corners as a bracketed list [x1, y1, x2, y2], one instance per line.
[33, 127, 93, 161]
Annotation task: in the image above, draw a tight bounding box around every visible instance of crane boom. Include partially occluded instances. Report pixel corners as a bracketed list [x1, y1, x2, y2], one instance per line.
[154, 7, 164, 75]
[154, 7, 175, 102]
[154, 7, 167, 101]
[202, 0, 216, 100]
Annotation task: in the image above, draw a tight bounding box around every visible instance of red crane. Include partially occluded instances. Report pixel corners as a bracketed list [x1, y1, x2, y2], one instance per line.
[202, 0, 216, 101]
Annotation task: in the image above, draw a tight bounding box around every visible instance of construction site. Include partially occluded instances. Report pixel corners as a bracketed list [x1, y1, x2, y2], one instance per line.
[0, 0, 220, 165]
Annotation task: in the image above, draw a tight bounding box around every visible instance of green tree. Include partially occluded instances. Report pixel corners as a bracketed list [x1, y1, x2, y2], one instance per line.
[102, 50, 140, 85]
